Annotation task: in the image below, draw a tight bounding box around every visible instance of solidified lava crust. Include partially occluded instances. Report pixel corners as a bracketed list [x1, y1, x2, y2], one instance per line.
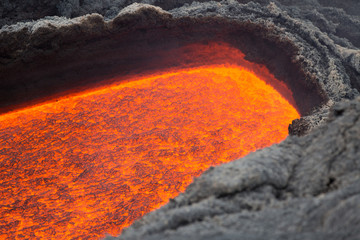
[0, 1, 360, 240]
[0, 2, 359, 127]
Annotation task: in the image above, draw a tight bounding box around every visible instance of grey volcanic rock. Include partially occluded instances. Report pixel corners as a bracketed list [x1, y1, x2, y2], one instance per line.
[106, 97, 360, 240]
[0, 0, 59, 26]
[1, 2, 359, 119]
[0, 0, 220, 26]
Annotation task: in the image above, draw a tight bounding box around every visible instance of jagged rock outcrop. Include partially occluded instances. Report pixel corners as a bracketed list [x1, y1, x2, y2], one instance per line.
[106, 97, 360, 240]
[1, 1, 359, 126]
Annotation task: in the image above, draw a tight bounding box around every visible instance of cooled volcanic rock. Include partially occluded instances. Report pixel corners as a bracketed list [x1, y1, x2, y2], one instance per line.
[107, 97, 360, 240]
[0, 0, 360, 239]
[1, 0, 360, 27]
[1, 1, 359, 126]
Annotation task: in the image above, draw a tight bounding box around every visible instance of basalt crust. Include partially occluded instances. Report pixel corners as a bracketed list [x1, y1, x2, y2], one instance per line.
[1, 2, 359, 122]
[112, 96, 360, 240]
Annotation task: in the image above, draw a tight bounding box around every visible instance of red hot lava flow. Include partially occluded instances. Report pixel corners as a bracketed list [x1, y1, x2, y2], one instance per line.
[0, 43, 300, 239]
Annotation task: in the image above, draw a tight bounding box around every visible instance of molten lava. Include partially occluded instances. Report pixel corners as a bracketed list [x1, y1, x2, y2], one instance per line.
[0, 59, 299, 238]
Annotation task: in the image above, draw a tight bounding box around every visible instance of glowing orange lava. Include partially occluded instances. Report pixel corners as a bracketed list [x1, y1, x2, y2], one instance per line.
[0, 62, 299, 239]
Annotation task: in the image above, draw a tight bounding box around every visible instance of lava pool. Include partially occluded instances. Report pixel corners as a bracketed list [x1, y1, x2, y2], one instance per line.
[0, 58, 300, 238]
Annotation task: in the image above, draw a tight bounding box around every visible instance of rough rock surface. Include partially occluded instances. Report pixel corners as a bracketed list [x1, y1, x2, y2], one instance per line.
[0, 0, 217, 26]
[107, 97, 360, 240]
[1, 1, 359, 127]
[1, 0, 360, 26]
[0, 0, 360, 239]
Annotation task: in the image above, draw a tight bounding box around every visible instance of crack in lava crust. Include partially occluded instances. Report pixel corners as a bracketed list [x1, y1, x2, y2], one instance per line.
[0, 65, 299, 239]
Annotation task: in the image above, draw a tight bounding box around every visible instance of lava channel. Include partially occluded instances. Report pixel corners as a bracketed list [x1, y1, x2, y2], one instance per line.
[0, 61, 300, 238]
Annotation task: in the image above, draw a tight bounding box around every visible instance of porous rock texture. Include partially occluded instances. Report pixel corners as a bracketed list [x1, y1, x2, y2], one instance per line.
[107, 97, 360, 240]
[1, 1, 359, 126]
[0, 0, 360, 239]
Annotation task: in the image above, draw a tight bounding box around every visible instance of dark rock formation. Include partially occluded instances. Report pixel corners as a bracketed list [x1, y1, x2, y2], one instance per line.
[107, 96, 360, 240]
[1, 2, 359, 121]
[0, 0, 215, 26]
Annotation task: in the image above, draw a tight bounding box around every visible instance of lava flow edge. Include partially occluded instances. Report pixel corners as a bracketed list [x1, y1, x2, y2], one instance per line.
[0, 44, 300, 239]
